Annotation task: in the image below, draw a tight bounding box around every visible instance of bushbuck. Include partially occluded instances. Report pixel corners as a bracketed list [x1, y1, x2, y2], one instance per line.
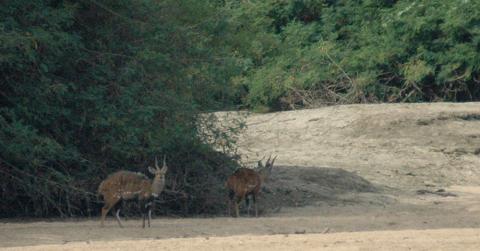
[98, 156, 168, 228]
[226, 155, 277, 217]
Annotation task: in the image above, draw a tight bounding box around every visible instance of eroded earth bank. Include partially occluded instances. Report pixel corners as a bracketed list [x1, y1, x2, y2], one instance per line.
[2, 103, 480, 250]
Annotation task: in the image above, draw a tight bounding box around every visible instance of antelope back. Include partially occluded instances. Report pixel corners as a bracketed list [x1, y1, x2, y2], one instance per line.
[98, 171, 152, 201]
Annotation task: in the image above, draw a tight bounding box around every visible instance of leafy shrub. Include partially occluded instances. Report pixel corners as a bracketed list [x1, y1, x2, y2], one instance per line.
[226, 0, 480, 110]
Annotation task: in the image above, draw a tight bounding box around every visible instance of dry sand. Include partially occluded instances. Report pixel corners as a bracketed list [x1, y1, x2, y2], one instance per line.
[3, 229, 480, 251]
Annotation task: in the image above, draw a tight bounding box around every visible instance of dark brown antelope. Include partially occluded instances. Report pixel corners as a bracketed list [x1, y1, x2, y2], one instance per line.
[98, 156, 168, 228]
[226, 155, 277, 217]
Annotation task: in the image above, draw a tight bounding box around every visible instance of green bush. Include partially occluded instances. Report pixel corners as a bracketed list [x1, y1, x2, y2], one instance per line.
[226, 0, 480, 109]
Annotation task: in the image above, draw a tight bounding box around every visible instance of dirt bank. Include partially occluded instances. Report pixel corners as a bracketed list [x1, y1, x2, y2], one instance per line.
[2, 102, 480, 250]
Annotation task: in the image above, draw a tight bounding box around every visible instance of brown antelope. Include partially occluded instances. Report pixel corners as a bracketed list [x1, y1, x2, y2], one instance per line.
[226, 155, 277, 217]
[98, 156, 168, 228]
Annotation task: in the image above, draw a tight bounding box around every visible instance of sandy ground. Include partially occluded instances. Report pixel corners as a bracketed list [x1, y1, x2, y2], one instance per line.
[3, 229, 480, 251]
[2, 102, 480, 250]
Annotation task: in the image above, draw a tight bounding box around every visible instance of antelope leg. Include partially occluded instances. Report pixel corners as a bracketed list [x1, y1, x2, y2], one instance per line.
[148, 209, 152, 228]
[115, 209, 124, 228]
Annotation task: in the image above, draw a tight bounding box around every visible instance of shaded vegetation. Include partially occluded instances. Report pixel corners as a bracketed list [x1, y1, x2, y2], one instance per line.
[0, 0, 242, 217]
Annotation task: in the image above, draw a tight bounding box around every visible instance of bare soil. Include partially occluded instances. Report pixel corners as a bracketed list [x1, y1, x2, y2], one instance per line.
[2, 102, 480, 250]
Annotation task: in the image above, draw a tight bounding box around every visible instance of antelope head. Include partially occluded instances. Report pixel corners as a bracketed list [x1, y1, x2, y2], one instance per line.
[148, 155, 168, 197]
[257, 154, 277, 181]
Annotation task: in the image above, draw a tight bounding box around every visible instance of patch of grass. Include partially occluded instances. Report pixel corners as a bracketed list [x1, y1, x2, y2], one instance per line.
[457, 114, 480, 121]
[416, 119, 432, 126]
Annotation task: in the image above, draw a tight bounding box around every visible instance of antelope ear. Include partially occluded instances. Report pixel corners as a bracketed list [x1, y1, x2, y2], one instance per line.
[257, 155, 266, 168]
[160, 165, 168, 174]
[257, 160, 264, 168]
[148, 166, 156, 174]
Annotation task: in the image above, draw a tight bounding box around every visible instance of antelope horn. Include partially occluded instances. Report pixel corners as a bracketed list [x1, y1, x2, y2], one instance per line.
[160, 155, 168, 172]
[266, 155, 272, 166]
[155, 156, 159, 169]
[271, 155, 278, 166]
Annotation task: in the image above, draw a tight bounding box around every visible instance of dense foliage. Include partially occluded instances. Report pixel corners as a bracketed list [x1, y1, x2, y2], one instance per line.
[0, 0, 242, 217]
[228, 0, 480, 110]
[1, 0, 479, 217]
